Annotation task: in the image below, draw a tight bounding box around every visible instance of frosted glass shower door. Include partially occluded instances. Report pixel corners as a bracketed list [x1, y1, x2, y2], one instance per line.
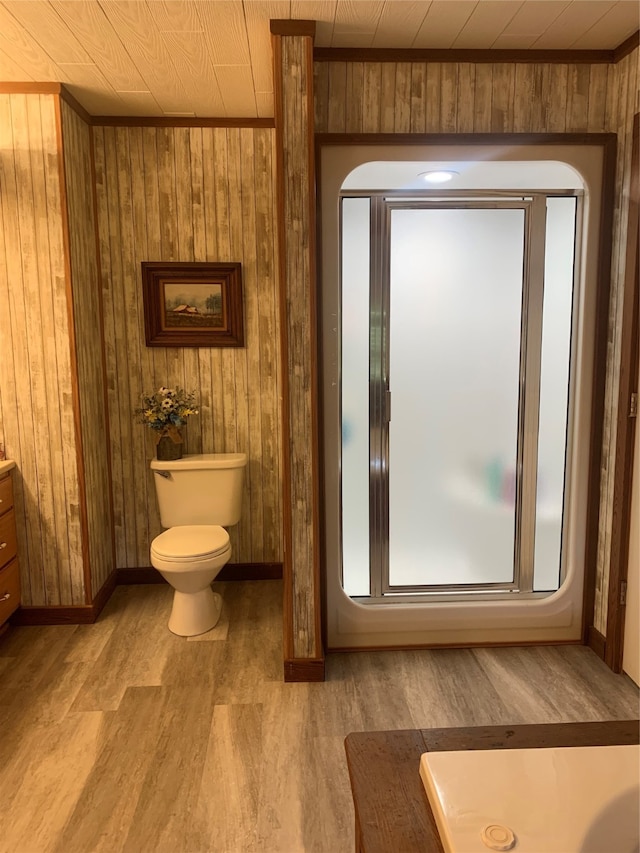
[388, 207, 525, 588]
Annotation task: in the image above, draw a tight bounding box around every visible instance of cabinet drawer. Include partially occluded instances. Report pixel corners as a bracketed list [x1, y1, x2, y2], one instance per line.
[0, 509, 17, 568]
[0, 475, 12, 516]
[0, 559, 20, 623]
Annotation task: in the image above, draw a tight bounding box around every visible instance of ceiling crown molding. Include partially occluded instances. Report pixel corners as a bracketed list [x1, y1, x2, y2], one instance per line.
[314, 47, 620, 65]
[613, 30, 640, 62]
[0, 82, 62, 94]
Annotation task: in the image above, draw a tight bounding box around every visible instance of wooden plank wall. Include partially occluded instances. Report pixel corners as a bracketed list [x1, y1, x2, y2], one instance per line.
[92, 126, 282, 569]
[0, 93, 85, 605]
[314, 51, 639, 639]
[314, 61, 617, 134]
[595, 49, 640, 635]
[273, 30, 323, 668]
[60, 100, 115, 600]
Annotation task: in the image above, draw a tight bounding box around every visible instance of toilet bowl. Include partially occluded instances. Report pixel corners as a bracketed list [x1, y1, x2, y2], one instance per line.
[150, 453, 247, 637]
[150, 524, 232, 636]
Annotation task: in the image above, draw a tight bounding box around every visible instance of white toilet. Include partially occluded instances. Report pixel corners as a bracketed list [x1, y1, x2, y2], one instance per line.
[150, 452, 247, 636]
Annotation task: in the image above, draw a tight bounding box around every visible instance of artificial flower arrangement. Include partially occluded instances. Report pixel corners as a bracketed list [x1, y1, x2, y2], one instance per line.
[135, 386, 199, 458]
[136, 386, 199, 431]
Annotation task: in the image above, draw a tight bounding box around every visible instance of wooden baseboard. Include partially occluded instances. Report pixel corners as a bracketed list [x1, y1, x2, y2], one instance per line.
[220, 562, 282, 581]
[10, 563, 282, 627]
[587, 625, 607, 660]
[284, 657, 325, 682]
[92, 569, 118, 617]
[116, 567, 165, 585]
[116, 562, 283, 584]
[329, 639, 583, 653]
[12, 605, 97, 625]
[11, 569, 117, 626]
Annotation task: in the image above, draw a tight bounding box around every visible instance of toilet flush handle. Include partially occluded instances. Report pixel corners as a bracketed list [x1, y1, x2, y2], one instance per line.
[154, 470, 171, 479]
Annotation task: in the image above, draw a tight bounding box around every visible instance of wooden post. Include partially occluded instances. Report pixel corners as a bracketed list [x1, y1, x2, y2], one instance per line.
[271, 20, 325, 682]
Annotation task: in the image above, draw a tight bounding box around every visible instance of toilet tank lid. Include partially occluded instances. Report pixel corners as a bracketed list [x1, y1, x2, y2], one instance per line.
[151, 452, 247, 471]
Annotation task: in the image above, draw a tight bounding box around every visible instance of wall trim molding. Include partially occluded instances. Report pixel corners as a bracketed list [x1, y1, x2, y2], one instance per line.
[59, 86, 92, 125]
[12, 606, 96, 626]
[116, 563, 283, 584]
[92, 567, 118, 615]
[582, 135, 618, 646]
[604, 112, 639, 673]
[329, 639, 582, 653]
[284, 657, 325, 682]
[613, 30, 640, 62]
[317, 131, 617, 147]
[587, 626, 607, 661]
[314, 35, 639, 65]
[0, 82, 62, 94]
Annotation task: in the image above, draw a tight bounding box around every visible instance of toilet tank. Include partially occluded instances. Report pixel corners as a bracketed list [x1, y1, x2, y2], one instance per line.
[150, 453, 247, 527]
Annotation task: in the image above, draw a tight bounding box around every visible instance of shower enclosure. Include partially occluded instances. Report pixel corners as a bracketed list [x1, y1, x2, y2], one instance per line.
[342, 193, 576, 598]
[321, 144, 606, 649]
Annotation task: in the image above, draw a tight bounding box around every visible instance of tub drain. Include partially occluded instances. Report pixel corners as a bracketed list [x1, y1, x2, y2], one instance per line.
[481, 823, 516, 850]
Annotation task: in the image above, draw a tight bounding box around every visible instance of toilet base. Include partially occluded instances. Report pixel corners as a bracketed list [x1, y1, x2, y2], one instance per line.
[168, 586, 222, 636]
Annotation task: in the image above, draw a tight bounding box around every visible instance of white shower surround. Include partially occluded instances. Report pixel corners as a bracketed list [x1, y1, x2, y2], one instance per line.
[320, 142, 604, 649]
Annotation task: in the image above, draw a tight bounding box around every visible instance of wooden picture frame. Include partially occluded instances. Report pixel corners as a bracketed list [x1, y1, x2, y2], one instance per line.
[141, 261, 244, 347]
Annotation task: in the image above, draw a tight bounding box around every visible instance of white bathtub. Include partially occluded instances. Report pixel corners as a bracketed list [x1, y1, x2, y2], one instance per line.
[420, 744, 640, 853]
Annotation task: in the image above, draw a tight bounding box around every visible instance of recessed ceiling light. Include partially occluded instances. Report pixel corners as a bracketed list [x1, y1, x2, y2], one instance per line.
[418, 170, 459, 184]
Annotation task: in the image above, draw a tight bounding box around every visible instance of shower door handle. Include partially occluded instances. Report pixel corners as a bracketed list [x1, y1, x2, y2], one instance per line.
[385, 390, 391, 423]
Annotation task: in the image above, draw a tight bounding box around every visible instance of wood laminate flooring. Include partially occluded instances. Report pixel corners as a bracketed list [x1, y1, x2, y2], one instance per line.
[0, 581, 638, 853]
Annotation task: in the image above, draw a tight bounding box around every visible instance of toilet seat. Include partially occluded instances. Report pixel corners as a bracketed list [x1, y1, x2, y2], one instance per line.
[151, 525, 230, 563]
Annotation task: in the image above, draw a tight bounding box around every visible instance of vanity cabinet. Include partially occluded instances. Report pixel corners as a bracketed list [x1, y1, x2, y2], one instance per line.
[0, 471, 20, 625]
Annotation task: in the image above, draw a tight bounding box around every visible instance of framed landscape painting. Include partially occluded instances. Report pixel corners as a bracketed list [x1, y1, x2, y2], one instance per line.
[141, 261, 244, 347]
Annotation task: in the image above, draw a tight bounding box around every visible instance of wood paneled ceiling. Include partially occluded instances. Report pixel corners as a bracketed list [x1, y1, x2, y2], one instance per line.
[0, 1, 638, 117]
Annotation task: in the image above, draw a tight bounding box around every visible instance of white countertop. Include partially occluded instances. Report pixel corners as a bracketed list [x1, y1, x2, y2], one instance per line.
[0, 460, 15, 476]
